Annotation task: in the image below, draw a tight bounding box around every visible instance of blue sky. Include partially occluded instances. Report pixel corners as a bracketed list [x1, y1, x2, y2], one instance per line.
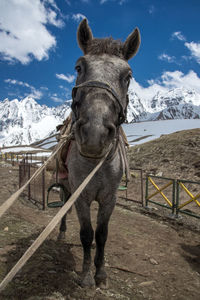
[0, 0, 200, 106]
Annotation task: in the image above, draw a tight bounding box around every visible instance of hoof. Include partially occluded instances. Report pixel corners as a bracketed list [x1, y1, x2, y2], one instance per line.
[57, 231, 66, 241]
[94, 270, 108, 289]
[96, 280, 108, 289]
[80, 271, 95, 288]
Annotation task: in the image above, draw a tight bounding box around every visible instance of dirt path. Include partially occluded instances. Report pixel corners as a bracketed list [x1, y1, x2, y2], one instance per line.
[0, 162, 199, 300]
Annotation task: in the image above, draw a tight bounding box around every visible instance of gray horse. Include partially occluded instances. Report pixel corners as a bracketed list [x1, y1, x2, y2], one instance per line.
[59, 19, 140, 288]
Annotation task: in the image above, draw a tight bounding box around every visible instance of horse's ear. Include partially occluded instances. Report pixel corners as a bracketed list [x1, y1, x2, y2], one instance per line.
[123, 27, 141, 61]
[77, 18, 93, 54]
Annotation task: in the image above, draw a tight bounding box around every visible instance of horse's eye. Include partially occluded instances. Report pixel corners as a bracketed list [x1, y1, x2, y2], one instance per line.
[125, 74, 132, 87]
[75, 65, 82, 74]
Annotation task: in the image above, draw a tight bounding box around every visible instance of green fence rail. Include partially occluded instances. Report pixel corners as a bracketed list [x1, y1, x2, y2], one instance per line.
[145, 175, 176, 215]
[145, 175, 200, 219]
[176, 179, 200, 219]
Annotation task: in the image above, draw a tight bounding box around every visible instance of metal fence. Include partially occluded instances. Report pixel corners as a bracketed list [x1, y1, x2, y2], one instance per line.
[145, 175, 200, 219]
[0, 152, 24, 166]
[1, 150, 199, 219]
[19, 157, 46, 210]
[176, 179, 200, 218]
[118, 168, 144, 206]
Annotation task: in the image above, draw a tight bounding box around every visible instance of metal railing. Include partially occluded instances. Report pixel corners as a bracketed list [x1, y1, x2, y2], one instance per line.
[145, 175, 200, 219]
[176, 179, 200, 219]
[19, 157, 46, 210]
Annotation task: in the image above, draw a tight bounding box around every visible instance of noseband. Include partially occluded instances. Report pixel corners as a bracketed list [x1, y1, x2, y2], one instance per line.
[71, 80, 127, 125]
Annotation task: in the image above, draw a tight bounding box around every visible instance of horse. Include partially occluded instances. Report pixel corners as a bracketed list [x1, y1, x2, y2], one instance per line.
[58, 18, 140, 288]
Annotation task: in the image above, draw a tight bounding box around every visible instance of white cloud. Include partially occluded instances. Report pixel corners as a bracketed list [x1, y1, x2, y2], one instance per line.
[171, 31, 186, 41]
[130, 70, 200, 102]
[159, 70, 200, 92]
[171, 30, 200, 65]
[72, 13, 87, 22]
[28, 89, 43, 100]
[0, 0, 64, 64]
[46, 9, 64, 27]
[100, 0, 126, 4]
[148, 5, 155, 14]
[158, 53, 176, 63]
[184, 42, 200, 64]
[4, 78, 43, 99]
[129, 77, 167, 102]
[56, 73, 75, 83]
[51, 95, 64, 103]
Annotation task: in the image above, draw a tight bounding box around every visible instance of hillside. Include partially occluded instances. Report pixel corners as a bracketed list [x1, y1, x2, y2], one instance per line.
[128, 128, 200, 181]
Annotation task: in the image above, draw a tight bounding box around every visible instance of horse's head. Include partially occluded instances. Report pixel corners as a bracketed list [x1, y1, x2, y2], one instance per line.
[72, 19, 140, 158]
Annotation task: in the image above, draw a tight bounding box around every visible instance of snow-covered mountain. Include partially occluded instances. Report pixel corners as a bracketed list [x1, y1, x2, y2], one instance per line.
[0, 97, 71, 146]
[126, 90, 146, 122]
[1, 86, 200, 146]
[127, 86, 200, 122]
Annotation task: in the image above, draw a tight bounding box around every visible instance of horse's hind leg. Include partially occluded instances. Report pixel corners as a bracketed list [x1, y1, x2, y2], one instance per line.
[58, 214, 67, 240]
[75, 200, 95, 287]
[57, 188, 71, 241]
[94, 198, 115, 288]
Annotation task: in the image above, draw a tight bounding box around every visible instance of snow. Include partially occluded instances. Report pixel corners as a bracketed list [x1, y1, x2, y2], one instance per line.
[0, 146, 51, 154]
[1, 85, 200, 147]
[0, 96, 71, 146]
[123, 119, 200, 146]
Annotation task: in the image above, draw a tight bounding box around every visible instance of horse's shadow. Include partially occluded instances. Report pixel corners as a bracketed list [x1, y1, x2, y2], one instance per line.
[180, 243, 200, 274]
[1, 232, 79, 300]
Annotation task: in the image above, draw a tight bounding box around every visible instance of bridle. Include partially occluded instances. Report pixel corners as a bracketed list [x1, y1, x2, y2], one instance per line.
[71, 80, 128, 126]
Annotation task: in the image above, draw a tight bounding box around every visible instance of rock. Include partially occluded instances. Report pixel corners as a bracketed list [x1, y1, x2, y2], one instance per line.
[139, 280, 155, 287]
[156, 171, 163, 177]
[149, 258, 159, 265]
[45, 292, 65, 300]
[48, 270, 57, 274]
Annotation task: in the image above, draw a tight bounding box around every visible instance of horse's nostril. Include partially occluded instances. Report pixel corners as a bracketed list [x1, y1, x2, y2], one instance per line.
[107, 124, 116, 140]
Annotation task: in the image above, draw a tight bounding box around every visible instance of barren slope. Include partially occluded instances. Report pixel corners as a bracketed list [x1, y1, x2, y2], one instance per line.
[128, 128, 200, 181]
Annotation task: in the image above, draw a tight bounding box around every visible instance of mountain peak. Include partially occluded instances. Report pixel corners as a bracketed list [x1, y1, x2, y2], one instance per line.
[1, 86, 200, 146]
[0, 97, 71, 146]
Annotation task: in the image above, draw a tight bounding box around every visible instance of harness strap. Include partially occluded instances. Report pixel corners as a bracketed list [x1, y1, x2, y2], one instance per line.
[72, 80, 126, 124]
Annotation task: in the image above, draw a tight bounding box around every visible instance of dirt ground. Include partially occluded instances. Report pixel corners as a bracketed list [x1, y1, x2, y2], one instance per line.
[0, 161, 200, 300]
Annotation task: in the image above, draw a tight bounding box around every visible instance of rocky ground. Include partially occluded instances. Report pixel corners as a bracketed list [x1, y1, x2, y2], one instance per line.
[0, 129, 200, 300]
[128, 128, 200, 181]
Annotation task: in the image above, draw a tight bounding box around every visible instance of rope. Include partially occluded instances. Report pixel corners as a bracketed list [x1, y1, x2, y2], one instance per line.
[0, 133, 73, 219]
[0, 143, 111, 292]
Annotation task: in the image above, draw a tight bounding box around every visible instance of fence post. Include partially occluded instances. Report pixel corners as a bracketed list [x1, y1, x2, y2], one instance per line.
[42, 168, 45, 210]
[172, 179, 176, 215]
[145, 175, 149, 207]
[11, 153, 14, 166]
[141, 169, 144, 206]
[176, 180, 180, 217]
[28, 164, 31, 201]
[19, 164, 21, 188]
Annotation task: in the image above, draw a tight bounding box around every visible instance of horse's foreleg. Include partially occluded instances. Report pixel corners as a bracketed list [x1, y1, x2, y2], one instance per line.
[94, 199, 115, 288]
[76, 201, 95, 287]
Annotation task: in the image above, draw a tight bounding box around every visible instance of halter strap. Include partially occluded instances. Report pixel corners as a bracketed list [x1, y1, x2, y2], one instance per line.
[72, 80, 126, 125]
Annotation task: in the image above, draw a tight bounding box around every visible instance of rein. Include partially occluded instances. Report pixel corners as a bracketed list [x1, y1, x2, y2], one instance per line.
[72, 80, 127, 125]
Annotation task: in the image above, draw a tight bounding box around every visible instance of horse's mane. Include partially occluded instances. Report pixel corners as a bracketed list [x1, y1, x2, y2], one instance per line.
[86, 38, 124, 58]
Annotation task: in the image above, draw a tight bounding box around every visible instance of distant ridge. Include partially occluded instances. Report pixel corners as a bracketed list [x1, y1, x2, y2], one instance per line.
[1, 85, 200, 146]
